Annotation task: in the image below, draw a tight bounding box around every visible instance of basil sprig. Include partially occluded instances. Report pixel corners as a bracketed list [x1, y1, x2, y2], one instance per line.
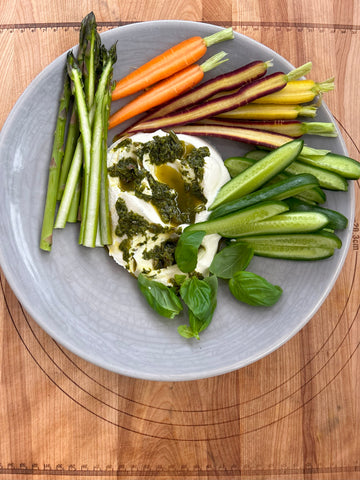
[138, 238, 283, 340]
[178, 275, 218, 339]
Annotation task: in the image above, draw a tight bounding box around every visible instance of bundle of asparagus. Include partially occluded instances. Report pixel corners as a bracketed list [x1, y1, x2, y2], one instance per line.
[40, 12, 117, 251]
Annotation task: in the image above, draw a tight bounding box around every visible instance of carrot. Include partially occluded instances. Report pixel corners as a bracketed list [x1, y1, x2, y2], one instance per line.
[111, 28, 234, 100]
[216, 103, 318, 120]
[252, 78, 334, 104]
[108, 51, 228, 130]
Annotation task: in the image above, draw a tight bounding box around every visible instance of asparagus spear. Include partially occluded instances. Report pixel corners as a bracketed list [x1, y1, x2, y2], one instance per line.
[81, 11, 101, 109]
[56, 103, 79, 200]
[57, 12, 96, 208]
[99, 80, 114, 245]
[39, 70, 71, 251]
[67, 53, 92, 239]
[54, 140, 83, 228]
[83, 45, 117, 247]
[66, 175, 81, 223]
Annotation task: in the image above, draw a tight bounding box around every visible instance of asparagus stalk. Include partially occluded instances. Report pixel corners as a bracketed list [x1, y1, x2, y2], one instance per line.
[66, 175, 81, 223]
[54, 140, 83, 228]
[83, 45, 117, 247]
[81, 11, 101, 109]
[99, 83, 113, 245]
[40, 71, 71, 251]
[58, 12, 95, 206]
[67, 52, 92, 244]
[56, 103, 79, 200]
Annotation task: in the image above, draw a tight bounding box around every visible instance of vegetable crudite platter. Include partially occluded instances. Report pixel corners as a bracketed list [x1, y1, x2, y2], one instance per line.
[0, 14, 358, 381]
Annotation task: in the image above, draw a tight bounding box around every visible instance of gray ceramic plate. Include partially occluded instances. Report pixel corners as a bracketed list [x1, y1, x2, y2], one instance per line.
[0, 20, 354, 381]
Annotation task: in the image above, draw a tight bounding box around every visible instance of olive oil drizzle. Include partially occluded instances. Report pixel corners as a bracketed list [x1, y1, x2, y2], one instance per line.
[109, 133, 209, 227]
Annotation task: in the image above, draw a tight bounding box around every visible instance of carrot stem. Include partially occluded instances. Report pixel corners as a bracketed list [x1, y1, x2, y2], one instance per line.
[199, 50, 229, 72]
[203, 27, 234, 47]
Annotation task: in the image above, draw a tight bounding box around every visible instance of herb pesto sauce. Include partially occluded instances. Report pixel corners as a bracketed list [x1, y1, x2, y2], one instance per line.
[107, 130, 230, 285]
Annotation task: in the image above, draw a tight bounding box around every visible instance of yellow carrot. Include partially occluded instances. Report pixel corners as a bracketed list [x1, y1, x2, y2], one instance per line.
[252, 78, 334, 104]
[216, 103, 318, 120]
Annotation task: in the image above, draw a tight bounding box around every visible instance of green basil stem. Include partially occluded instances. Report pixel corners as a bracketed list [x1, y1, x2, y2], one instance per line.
[40, 71, 71, 251]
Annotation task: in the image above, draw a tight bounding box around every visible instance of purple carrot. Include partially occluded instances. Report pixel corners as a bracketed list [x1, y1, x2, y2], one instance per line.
[194, 118, 338, 137]
[142, 60, 273, 121]
[126, 63, 312, 134]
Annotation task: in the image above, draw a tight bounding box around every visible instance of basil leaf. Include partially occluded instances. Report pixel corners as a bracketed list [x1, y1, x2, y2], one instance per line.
[175, 229, 206, 273]
[177, 325, 196, 339]
[209, 243, 254, 279]
[138, 274, 183, 319]
[180, 276, 212, 321]
[229, 271, 282, 306]
[201, 275, 218, 327]
[180, 275, 218, 339]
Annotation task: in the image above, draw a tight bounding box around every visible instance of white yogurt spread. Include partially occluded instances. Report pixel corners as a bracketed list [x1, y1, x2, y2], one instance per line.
[107, 130, 230, 285]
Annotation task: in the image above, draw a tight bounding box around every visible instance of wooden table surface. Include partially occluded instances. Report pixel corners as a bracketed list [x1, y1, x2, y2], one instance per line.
[0, 1, 359, 479]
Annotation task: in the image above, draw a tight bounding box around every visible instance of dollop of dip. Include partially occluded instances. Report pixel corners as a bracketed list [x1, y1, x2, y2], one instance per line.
[107, 130, 230, 285]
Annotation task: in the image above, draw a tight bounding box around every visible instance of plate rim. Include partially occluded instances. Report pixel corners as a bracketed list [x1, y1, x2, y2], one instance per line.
[0, 19, 355, 381]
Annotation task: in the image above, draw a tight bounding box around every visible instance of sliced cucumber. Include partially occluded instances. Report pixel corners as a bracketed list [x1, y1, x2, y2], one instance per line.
[285, 160, 348, 191]
[245, 149, 348, 191]
[188, 200, 289, 237]
[209, 173, 320, 220]
[226, 211, 329, 238]
[244, 148, 349, 191]
[237, 230, 342, 249]
[225, 156, 326, 204]
[236, 243, 336, 260]
[224, 156, 254, 177]
[285, 197, 348, 230]
[299, 152, 360, 179]
[210, 139, 304, 209]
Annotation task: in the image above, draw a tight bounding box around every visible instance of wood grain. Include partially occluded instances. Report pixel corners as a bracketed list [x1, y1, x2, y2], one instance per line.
[0, 1, 359, 479]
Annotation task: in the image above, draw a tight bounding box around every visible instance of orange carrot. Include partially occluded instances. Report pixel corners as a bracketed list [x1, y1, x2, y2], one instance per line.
[108, 52, 228, 130]
[111, 28, 233, 100]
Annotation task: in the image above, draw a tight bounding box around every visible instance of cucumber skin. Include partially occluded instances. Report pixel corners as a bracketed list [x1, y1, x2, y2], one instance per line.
[299, 152, 360, 179]
[237, 244, 335, 260]
[210, 139, 304, 209]
[226, 211, 329, 238]
[244, 149, 349, 191]
[236, 230, 342, 249]
[188, 200, 289, 236]
[209, 173, 320, 220]
[285, 198, 348, 230]
[224, 156, 327, 204]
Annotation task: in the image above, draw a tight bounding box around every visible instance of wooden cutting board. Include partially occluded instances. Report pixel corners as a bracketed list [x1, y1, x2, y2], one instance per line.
[0, 1, 359, 479]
